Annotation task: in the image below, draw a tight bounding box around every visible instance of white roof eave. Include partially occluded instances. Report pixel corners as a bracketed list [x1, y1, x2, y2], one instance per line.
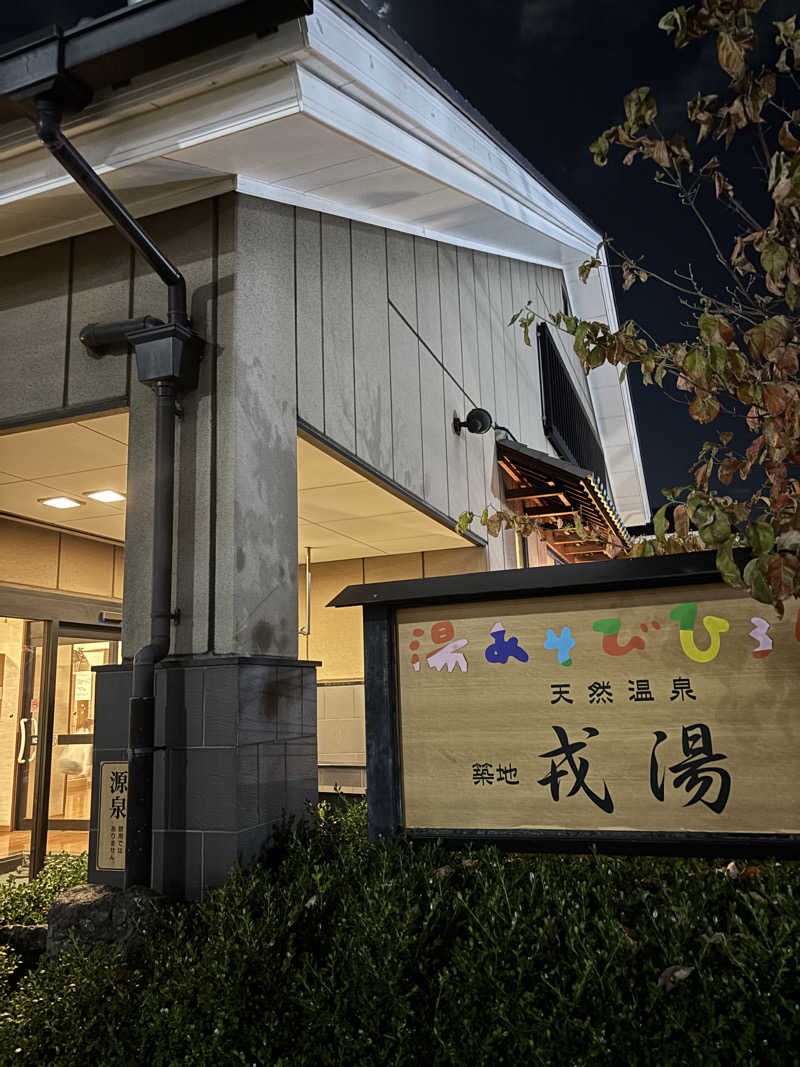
[0, 0, 602, 263]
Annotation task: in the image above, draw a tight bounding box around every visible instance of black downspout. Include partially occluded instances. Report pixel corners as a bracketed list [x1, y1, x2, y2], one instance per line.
[35, 99, 188, 326]
[126, 378, 178, 888]
[34, 96, 202, 888]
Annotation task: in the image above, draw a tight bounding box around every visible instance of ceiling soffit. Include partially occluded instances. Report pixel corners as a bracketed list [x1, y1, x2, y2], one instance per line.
[0, 413, 129, 543]
[297, 437, 472, 565]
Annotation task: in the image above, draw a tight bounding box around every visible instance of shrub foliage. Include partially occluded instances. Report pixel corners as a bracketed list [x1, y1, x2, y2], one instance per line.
[0, 852, 87, 928]
[0, 803, 797, 1065]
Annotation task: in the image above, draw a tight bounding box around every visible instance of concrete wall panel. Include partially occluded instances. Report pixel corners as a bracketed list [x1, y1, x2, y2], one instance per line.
[465, 419, 486, 520]
[227, 196, 298, 656]
[486, 254, 508, 432]
[498, 257, 521, 440]
[0, 518, 59, 589]
[414, 237, 442, 359]
[321, 215, 355, 452]
[68, 229, 131, 407]
[444, 375, 469, 520]
[418, 346, 448, 515]
[0, 241, 70, 420]
[387, 230, 416, 324]
[457, 247, 480, 403]
[437, 244, 462, 382]
[510, 258, 540, 449]
[59, 533, 115, 597]
[351, 221, 392, 473]
[423, 545, 487, 577]
[295, 207, 324, 429]
[388, 307, 423, 496]
[473, 252, 496, 416]
[363, 552, 423, 583]
[301, 557, 363, 681]
[0, 516, 122, 600]
[212, 194, 238, 660]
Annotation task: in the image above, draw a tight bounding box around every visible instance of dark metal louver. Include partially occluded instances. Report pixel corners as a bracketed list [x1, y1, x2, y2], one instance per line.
[537, 322, 610, 498]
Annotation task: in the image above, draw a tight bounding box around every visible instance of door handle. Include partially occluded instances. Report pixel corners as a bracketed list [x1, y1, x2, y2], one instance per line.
[17, 717, 28, 764]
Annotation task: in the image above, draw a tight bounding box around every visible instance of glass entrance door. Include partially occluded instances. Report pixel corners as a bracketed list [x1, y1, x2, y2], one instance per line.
[45, 634, 121, 846]
[13, 622, 45, 830]
[0, 617, 44, 875]
[0, 620, 121, 876]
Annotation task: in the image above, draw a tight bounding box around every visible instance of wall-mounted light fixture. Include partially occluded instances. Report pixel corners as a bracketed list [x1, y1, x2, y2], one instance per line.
[452, 407, 493, 436]
[453, 408, 519, 442]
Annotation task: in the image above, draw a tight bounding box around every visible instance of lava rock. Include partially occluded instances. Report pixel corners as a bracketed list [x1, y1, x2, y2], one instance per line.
[0, 923, 47, 969]
[46, 883, 164, 958]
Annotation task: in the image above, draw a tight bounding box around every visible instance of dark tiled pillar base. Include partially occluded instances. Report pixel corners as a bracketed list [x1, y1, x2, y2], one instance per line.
[89, 655, 318, 899]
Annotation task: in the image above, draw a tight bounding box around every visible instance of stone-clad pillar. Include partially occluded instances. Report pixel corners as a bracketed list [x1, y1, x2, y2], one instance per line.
[91, 194, 316, 898]
[213, 194, 300, 657]
[90, 656, 317, 898]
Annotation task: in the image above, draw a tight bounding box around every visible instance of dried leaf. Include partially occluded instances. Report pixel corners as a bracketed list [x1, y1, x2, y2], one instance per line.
[767, 552, 798, 599]
[703, 932, 726, 945]
[486, 513, 503, 538]
[689, 394, 721, 424]
[718, 457, 741, 486]
[653, 503, 669, 541]
[674, 504, 690, 539]
[624, 86, 658, 132]
[779, 121, 800, 152]
[653, 139, 671, 168]
[658, 964, 694, 992]
[619, 923, 639, 944]
[716, 860, 740, 879]
[763, 383, 788, 415]
[717, 31, 747, 78]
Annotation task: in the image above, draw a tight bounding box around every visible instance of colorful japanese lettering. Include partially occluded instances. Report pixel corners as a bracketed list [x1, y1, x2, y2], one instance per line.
[669, 602, 729, 663]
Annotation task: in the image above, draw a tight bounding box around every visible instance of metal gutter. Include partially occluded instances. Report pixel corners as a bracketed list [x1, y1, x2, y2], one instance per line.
[0, 0, 312, 121]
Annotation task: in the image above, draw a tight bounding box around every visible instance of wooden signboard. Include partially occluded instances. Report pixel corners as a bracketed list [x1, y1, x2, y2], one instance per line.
[333, 556, 800, 855]
[96, 761, 128, 871]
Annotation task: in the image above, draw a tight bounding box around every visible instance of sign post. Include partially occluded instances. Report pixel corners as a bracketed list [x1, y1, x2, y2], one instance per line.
[332, 554, 800, 857]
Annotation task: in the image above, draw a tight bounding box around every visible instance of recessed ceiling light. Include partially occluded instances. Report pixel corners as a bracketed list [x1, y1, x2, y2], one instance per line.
[85, 489, 126, 503]
[39, 496, 82, 510]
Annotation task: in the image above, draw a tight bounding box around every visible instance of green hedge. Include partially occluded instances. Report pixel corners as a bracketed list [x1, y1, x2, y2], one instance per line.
[0, 853, 88, 928]
[0, 803, 797, 1065]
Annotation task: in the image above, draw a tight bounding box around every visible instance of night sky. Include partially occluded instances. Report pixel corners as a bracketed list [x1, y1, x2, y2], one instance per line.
[2, 0, 797, 513]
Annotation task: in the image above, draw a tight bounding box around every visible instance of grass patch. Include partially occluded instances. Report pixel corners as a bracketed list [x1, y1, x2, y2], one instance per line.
[0, 803, 797, 1065]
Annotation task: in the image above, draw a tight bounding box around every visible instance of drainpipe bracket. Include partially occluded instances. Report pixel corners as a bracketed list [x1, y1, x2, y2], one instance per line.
[128, 321, 203, 393]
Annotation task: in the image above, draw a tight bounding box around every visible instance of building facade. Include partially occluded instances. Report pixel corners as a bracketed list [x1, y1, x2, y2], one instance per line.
[0, 0, 648, 895]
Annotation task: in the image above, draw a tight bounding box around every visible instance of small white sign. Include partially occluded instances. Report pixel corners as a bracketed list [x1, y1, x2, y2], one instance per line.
[97, 761, 128, 871]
